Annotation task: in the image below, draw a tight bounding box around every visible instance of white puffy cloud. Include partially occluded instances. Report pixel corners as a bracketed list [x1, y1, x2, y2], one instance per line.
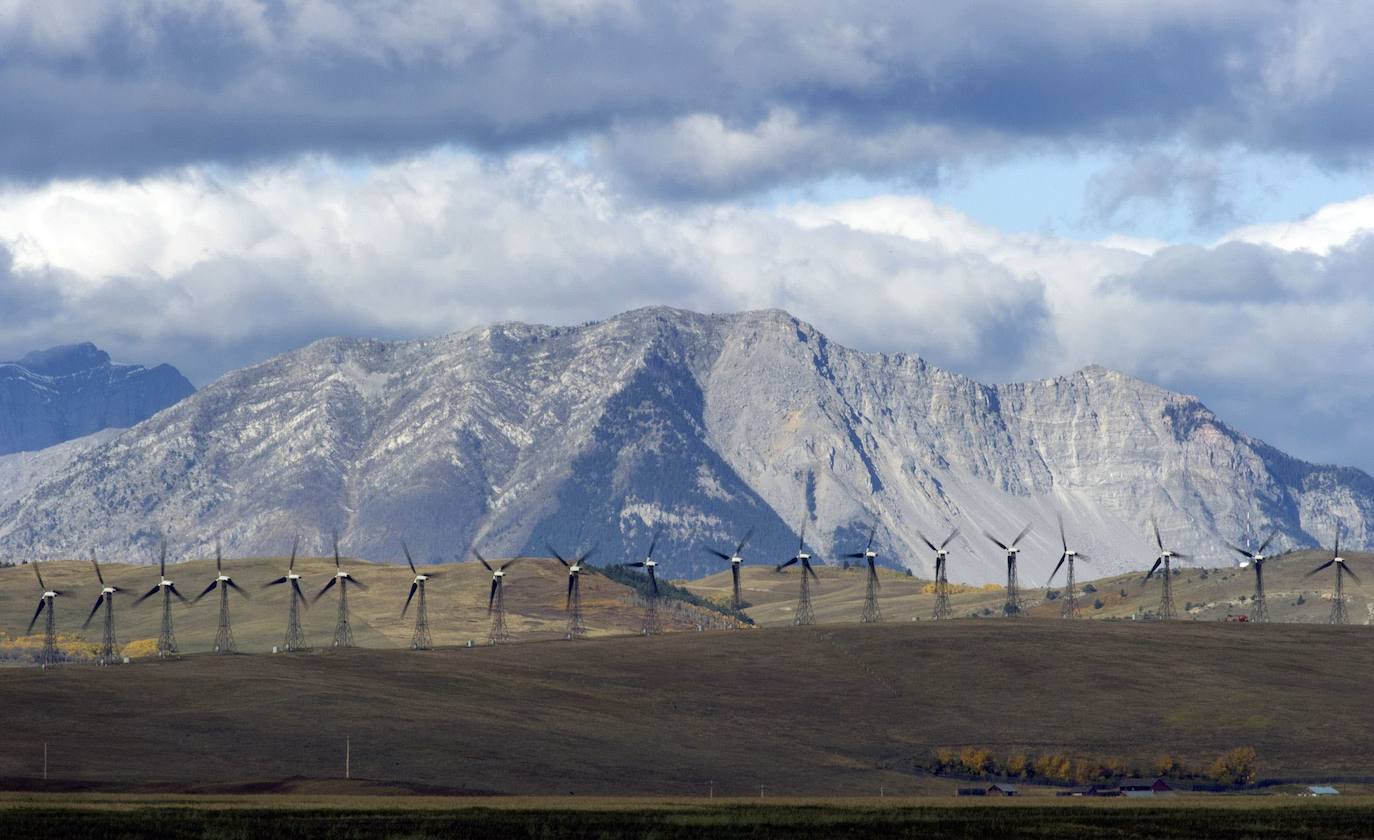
[4, 150, 1374, 475]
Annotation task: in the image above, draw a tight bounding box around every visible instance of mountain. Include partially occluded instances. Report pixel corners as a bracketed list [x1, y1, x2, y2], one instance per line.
[0, 309, 1369, 582]
[0, 343, 194, 455]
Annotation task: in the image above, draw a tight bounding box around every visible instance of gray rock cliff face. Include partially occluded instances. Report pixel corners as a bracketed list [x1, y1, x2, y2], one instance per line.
[0, 343, 194, 455]
[0, 310, 1367, 583]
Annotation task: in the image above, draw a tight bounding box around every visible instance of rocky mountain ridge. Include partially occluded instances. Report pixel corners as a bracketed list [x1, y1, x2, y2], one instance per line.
[0, 309, 1368, 583]
[0, 342, 194, 455]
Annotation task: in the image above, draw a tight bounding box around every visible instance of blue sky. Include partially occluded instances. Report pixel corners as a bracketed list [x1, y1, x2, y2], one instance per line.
[3, 2, 1374, 473]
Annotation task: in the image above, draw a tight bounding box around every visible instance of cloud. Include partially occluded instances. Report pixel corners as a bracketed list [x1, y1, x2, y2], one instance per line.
[5, 150, 1374, 475]
[0, 152, 1053, 385]
[5, 2, 1374, 199]
[1085, 153, 1236, 231]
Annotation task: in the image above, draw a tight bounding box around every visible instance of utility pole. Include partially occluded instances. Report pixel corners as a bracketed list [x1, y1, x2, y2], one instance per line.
[345, 736, 351, 780]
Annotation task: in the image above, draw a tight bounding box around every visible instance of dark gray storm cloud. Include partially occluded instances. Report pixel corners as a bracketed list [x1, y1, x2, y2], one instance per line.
[4, 2, 1374, 195]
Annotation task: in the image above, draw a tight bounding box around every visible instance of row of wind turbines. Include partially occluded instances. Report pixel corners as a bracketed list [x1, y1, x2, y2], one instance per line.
[17, 513, 1364, 667]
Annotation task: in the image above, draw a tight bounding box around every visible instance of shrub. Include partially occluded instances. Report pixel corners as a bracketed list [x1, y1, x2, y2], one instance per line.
[1082, 583, 1098, 593]
[1093, 598, 1104, 609]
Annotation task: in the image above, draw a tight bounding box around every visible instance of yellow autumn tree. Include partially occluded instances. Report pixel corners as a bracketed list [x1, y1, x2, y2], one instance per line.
[1209, 747, 1258, 786]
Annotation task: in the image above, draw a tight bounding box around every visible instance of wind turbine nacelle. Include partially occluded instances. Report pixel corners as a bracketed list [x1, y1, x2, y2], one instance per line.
[217, 575, 231, 582]
[160, 579, 173, 588]
[644, 559, 657, 567]
[337, 571, 350, 579]
[798, 553, 811, 561]
[490, 570, 503, 579]
[731, 556, 742, 565]
[101, 586, 117, 595]
[864, 550, 877, 559]
[414, 574, 429, 583]
[287, 573, 301, 581]
[43, 591, 58, 599]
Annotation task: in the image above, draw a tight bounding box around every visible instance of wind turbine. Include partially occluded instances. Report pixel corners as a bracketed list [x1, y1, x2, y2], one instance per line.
[1306, 531, 1360, 625]
[843, 524, 882, 623]
[1144, 516, 1188, 620]
[918, 528, 960, 620]
[194, 541, 249, 654]
[400, 542, 441, 650]
[549, 544, 595, 639]
[623, 529, 663, 635]
[133, 541, 187, 657]
[82, 551, 123, 665]
[263, 537, 309, 651]
[776, 519, 819, 626]
[1226, 529, 1280, 623]
[1046, 514, 1089, 618]
[26, 561, 65, 666]
[705, 528, 752, 611]
[984, 523, 1033, 617]
[474, 549, 518, 644]
[314, 532, 367, 648]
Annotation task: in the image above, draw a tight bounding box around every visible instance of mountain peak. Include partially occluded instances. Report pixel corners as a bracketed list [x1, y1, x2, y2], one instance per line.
[12, 342, 111, 376]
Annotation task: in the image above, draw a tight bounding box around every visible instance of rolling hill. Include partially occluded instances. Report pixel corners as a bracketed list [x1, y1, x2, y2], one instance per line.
[1, 620, 1372, 795]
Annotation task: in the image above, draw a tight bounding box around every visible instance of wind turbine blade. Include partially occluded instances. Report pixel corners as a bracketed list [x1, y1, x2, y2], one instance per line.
[1047, 554, 1067, 585]
[798, 517, 807, 553]
[1257, 529, 1279, 555]
[706, 548, 732, 561]
[33, 562, 46, 591]
[1011, 522, 1033, 547]
[91, 551, 105, 586]
[940, 528, 961, 549]
[865, 522, 877, 552]
[474, 548, 493, 573]
[1225, 542, 1253, 560]
[1171, 552, 1191, 561]
[160, 540, 167, 579]
[349, 576, 368, 591]
[83, 595, 104, 628]
[499, 558, 520, 571]
[625, 561, 646, 568]
[1145, 557, 1163, 581]
[314, 577, 337, 603]
[289, 536, 299, 571]
[843, 552, 867, 559]
[805, 560, 819, 581]
[734, 528, 754, 557]
[917, 531, 939, 553]
[983, 531, 1009, 551]
[292, 579, 308, 608]
[1306, 560, 1334, 577]
[576, 547, 596, 565]
[170, 585, 190, 604]
[488, 579, 498, 611]
[193, 580, 218, 603]
[226, 580, 250, 599]
[27, 599, 47, 634]
[566, 575, 575, 609]
[547, 544, 569, 566]
[1152, 516, 1164, 551]
[649, 567, 659, 594]
[134, 585, 161, 605]
[216, 541, 223, 574]
[776, 557, 799, 571]
[402, 582, 417, 617]
[1346, 565, 1362, 585]
[647, 528, 661, 559]
[264, 577, 288, 588]
[1057, 512, 1067, 553]
[403, 541, 417, 576]
[333, 531, 341, 568]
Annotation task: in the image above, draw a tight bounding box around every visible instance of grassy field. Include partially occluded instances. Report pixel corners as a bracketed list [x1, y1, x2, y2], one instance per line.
[1, 795, 1373, 839]
[0, 553, 740, 657]
[686, 548, 1374, 626]
[1, 620, 1373, 796]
